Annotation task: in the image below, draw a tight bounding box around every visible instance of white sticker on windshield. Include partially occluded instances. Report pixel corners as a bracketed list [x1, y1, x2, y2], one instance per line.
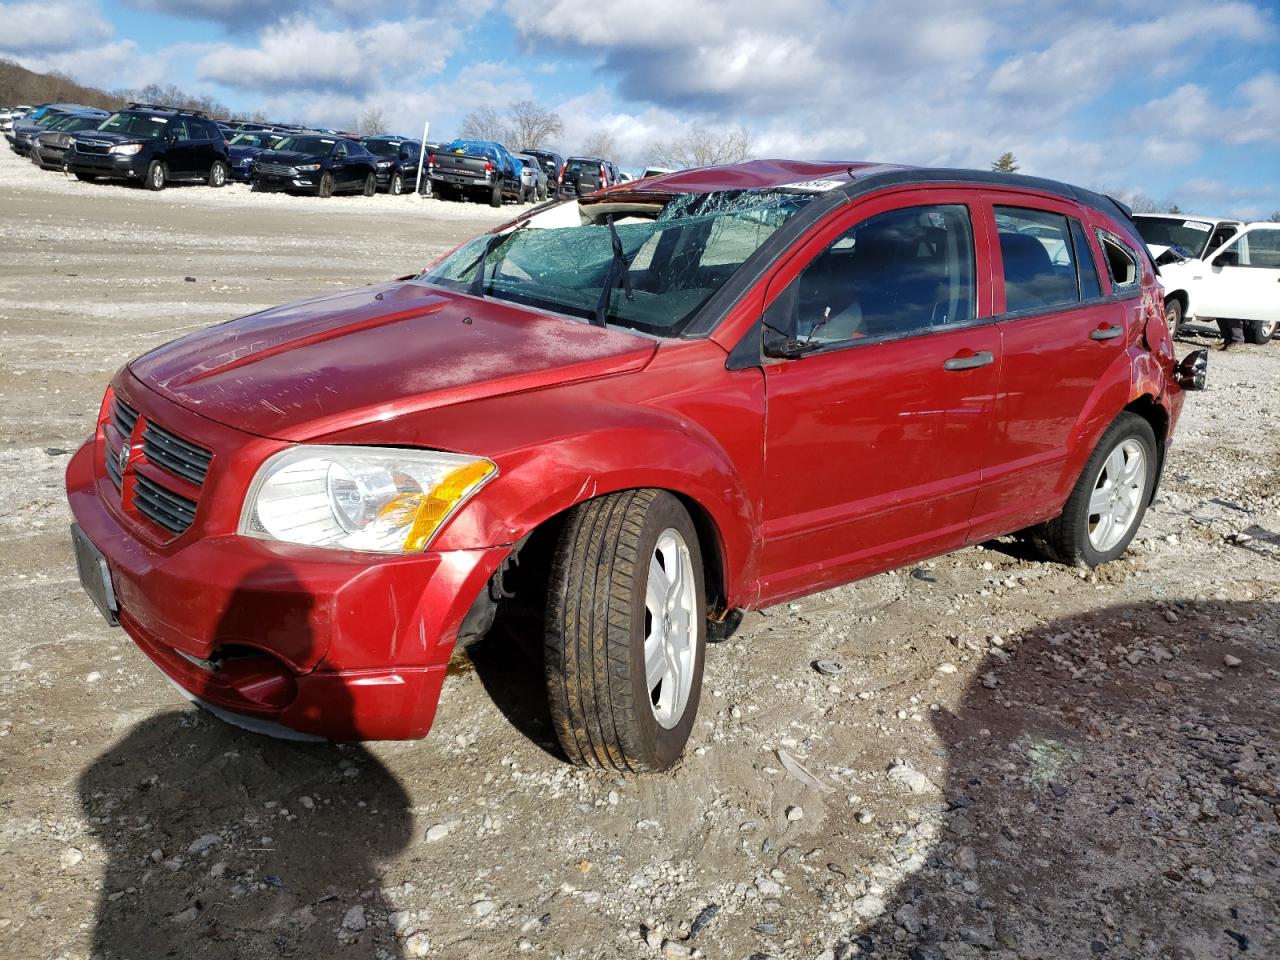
[785, 178, 845, 192]
[1182, 220, 1212, 232]
[151, 117, 166, 123]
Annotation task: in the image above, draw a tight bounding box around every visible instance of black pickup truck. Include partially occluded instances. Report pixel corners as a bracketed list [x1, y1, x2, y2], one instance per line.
[428, 139, 521, 206]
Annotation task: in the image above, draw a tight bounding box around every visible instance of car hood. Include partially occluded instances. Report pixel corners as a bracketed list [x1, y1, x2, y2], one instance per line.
[72, 130, 142, 147]
[256, 149, 325, 166]
[229, 145, 265, 160]
[128, 281, 657, 442]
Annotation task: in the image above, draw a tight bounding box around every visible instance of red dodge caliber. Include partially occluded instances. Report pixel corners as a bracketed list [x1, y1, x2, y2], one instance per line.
[67, 160, 1206, 770]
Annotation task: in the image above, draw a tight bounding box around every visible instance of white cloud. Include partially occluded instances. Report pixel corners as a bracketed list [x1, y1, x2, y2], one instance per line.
[196, 16, 459, 94]
[0, 0, 111, 53]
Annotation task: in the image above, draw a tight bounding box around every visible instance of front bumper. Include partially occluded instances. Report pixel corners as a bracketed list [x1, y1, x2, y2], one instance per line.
[66, 152, 147, 180]
[251, 172, 319, 192]
[66, 419, 509, 741]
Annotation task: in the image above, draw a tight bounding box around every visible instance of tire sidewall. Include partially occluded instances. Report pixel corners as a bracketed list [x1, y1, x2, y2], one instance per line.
[147, 160, 165, 191]
[363, 173, 376, 197]
[1074, 415, 1158, 566]
[624, 494, 706, 769]
[210, 161, 226, 187]
[1164, 297, 1182, 335]
[318, 172, 334, 198]
[390, 172, 403, 195]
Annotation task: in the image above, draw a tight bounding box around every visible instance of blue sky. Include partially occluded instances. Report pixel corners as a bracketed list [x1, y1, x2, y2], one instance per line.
[2, 0, 1278, 217]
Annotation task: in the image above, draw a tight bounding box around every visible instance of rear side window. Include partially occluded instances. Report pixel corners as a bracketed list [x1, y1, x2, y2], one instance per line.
[766, 203, 975, 347]
[995, 207, 1079, 313]
[1096, 230, 1140, 295]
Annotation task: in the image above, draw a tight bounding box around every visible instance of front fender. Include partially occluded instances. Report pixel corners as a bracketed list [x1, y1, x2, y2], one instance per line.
[436, 411, 761, 609]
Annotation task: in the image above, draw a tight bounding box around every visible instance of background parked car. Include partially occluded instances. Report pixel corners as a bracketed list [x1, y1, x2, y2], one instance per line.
[558, 156, 621, 198]
[514, 153, 547, 201]
[10, 104, 106, 155]
[362, 135, 423, 195]
[520, 148, 564, 195]
[640, 165, 674, 179]
[428, 139, 522, 206]
[30, 113, 108, 170]
[225, 130, 285, 181]
[1157, 222, 1280, 343]
[66, 104, 230, 190]
[250, 133, 378, 198]
[0, 104, 34, 136]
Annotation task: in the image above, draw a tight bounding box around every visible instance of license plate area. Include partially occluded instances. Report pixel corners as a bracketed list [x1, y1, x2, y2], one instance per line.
[71, 523, 119, 625]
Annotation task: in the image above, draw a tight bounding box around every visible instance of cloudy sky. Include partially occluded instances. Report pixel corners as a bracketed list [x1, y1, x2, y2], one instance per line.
[2, 0, 1277, 217]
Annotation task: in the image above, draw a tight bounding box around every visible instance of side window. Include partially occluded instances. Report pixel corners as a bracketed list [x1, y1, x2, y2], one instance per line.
[1070, 219, 1102, 300]
[334, 142, 347, 158]
[1096, 230, 1140, 295]
[994, 206, 1078, 313]
[1217, 230, 1280, 269]
[1207, 223, 1238, 255]
[170, 120, 189, 142]
[765, 203, 975, 347]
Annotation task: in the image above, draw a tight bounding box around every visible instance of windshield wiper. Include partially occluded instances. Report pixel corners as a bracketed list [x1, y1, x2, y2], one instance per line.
[591, 214, 635, 328]
[466, 219, 530, 298]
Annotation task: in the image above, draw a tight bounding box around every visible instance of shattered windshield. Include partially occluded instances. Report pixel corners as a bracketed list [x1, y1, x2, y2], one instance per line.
[420, 189, 819, 337]
[1133, 217, 1218, 259]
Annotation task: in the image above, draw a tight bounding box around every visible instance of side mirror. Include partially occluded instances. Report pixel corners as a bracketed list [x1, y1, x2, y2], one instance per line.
[1215, 249, 1239, 267]
[1176, 349, 1208, 391]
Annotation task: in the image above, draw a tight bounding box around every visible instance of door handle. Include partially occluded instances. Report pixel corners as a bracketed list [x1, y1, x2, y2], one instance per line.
[1090, 325, 1124, 341]
[943, 351, 995, 371]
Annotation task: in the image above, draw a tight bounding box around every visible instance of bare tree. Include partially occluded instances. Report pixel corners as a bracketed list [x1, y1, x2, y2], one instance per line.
[579, 128, 618, 160]
[506, 100, 563, 150]
[356, 108, 389, 136]
[1269, 211, 1280, 223]
[460, 106, 507, 142]
[648, 124, 754, 169]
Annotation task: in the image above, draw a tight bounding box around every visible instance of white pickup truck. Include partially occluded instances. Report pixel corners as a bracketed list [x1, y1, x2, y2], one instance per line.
[1133, 214, 1280, 344]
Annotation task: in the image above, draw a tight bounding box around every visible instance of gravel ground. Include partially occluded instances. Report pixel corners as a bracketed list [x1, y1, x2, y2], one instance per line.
[0, 146, 1276, 960]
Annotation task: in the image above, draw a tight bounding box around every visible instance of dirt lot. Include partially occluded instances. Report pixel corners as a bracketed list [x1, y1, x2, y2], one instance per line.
[0, 148, 1277, 960]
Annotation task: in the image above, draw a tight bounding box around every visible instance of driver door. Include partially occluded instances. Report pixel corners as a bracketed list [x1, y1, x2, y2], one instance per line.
[757, 192, 999, 602]
[1194, 227, 1280, 326]
[331, 141, 351, 189]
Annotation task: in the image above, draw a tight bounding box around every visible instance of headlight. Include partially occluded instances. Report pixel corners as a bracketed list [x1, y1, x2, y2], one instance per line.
[109, 143, 143, 155]
[239, 446, 496, 554]
[296, 163, 321, 172]
[376, 161, 392, 168]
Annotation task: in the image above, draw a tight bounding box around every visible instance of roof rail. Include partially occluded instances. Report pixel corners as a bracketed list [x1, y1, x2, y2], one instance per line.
[126, 102, 209, 118]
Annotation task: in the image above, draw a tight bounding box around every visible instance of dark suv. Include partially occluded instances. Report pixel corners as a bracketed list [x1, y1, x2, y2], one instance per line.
[66, 104, 230, 190]
[521, 148, 565, 195]
[559, 155, 621, 197]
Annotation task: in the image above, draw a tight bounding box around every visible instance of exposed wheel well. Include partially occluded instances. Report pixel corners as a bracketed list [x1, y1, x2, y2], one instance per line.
[470, 488, 731, 649]
[1123, 395, 1169, 500]
[1164, 289, 1188, 316]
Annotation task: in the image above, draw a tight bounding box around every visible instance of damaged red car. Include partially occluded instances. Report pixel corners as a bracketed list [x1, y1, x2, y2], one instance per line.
[67, 159, 1207, 770]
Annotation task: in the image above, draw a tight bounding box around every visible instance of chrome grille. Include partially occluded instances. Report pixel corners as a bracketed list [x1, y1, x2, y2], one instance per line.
[133, 475, 197, 535]
[142, 422, 212, 486]
[255, 162, 295, 176]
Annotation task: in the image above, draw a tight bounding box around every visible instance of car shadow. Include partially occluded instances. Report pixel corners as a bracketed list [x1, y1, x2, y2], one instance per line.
[463, 623, 566, 763]
[861, 598, 1278, 959]
[78, 565, 414, 959]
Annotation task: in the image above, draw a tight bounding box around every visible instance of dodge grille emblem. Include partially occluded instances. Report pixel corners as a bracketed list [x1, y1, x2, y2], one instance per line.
[117, 442, 130, 477]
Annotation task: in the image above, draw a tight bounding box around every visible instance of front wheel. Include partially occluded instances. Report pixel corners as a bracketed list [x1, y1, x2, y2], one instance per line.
[1244, 319, 1276, 345]
[1164, 297, 1183, 337]
[362, 173, 376, 197]
[145, 160, 165, 191]
[1030, 412, 1157, 567]
[317, 172, 335, 198]
[389, 171, 403, 195]
[545, 490, 706, 772]
[208, 160, 227, 188]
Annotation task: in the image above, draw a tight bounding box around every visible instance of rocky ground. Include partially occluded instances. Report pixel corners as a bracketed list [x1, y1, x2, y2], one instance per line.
[0, 148, 1276, 960]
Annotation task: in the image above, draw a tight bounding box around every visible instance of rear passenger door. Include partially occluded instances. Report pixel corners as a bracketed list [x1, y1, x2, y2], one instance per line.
[166, 119, 196, 178]
[968, 197, 1130, 541]
[758, 193, 1000, 600]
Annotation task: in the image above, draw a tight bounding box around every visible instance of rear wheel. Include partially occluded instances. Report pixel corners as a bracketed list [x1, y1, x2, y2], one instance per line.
[208, 160, 227, 188]
[1244, 319, 1276, 344]
[1030, 412, 1157, 567]
[362, 173, 377, 197]
[145, 160, 165, 191]
[317, 172, 335, 198]
[489, 179, 503, 207]
[1164, 296, 1183, 337]
[389, 171, 403, 195]
[545, 490, 706, 772]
